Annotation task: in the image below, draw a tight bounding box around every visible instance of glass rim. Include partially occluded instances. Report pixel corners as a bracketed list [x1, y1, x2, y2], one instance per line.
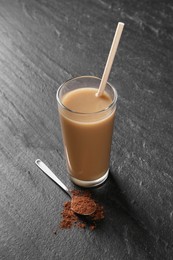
[56, 75, 118, 115]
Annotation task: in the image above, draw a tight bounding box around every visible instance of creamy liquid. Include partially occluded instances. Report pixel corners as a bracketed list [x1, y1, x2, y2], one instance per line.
[59, 88, 115, 181]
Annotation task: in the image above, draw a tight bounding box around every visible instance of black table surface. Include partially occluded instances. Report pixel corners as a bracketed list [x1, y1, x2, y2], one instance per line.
[0, 0, 172, 259]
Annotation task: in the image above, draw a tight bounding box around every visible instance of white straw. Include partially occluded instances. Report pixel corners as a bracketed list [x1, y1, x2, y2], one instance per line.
[96, 22, 124, 97]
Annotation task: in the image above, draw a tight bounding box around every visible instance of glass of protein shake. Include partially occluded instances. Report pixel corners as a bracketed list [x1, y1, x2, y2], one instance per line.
[56, 76, 117, 187]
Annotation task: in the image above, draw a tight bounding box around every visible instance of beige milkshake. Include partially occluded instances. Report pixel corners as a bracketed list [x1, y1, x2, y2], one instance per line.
[57, 76, 117, 187]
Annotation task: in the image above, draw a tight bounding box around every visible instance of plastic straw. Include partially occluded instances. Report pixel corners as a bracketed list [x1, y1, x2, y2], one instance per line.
[96, 22, 124, 97]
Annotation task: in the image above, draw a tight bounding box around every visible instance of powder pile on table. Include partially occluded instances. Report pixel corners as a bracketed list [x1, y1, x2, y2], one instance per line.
[58, 190, 104, 230]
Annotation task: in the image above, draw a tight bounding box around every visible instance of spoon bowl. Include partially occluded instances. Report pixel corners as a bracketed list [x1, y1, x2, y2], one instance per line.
[71, 195, 96, 216]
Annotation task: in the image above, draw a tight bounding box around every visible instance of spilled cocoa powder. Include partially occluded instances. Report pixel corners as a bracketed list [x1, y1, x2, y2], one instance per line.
[58, 190, 104, 231]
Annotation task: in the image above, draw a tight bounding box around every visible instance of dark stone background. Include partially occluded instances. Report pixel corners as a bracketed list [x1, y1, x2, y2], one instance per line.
[0, 0, 172, 259]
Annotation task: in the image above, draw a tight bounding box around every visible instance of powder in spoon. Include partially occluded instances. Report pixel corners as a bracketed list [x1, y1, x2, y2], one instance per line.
[71, 193, 96, 215]
[58, 190, 104, 230]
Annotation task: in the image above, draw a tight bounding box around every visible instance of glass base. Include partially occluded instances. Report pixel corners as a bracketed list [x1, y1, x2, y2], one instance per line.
[70, 169, 109, 188]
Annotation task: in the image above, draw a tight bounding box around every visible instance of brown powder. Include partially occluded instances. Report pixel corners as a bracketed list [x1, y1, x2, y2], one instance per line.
[59, 201, 78, 229]
[58, 190, 104, 230]
[71, 195, 96, 215]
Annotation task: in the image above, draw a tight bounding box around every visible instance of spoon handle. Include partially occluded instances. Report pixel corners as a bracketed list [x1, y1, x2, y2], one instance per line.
[35, 159, 71, 198]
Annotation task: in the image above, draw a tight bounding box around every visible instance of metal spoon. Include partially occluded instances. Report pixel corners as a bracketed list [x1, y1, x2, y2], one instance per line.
[35, 159, 96, 216]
